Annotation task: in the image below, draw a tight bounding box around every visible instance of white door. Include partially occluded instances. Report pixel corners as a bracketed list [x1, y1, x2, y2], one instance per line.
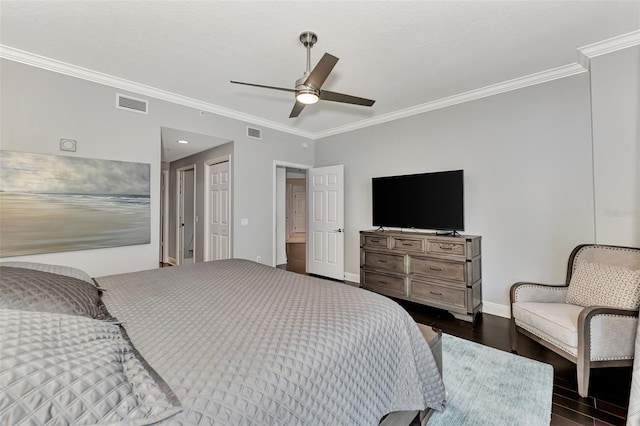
[307, 165, 344, 280]
[206, 160, 230, 260]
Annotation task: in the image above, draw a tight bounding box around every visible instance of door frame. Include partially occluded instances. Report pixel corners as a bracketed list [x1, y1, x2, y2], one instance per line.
[204, 155, 233, 261]
[272, 160, 312, 267]
[176, 164, 196, 265]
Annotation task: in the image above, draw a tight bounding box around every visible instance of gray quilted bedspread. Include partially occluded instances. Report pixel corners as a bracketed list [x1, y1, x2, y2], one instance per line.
[96, 259, 446, 425]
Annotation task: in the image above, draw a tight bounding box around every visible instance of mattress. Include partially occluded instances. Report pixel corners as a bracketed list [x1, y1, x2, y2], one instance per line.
[96, 259, 446, 425]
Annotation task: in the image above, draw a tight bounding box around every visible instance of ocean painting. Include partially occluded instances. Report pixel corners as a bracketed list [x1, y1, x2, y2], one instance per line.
[0, 150, 150, 257]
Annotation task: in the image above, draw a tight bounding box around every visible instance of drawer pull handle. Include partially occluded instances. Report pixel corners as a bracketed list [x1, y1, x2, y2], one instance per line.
[430, 291, 443, 296]
[370, 239, 380, 243]
[402, 242, 414, 246]
[439, 245, 454, 250]
[378, 280, 387, 285]
[429, 266, 443, 271]
[377, 259, 387, 263]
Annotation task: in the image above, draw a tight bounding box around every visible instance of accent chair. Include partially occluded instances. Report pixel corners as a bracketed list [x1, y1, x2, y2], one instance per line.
[510, 244, 640, 398]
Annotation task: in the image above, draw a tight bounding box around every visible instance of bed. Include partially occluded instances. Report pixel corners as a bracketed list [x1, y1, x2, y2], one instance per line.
[0, 259, 446, 425]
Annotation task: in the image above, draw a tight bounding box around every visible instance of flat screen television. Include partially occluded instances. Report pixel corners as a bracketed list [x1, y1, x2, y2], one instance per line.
[372, 169, 464, 232]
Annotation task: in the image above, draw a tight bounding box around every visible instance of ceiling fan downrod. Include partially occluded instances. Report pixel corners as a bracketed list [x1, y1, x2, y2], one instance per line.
[299, 31, 317, 76]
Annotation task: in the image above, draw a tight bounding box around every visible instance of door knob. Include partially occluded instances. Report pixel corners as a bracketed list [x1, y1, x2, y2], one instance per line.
[334, 228, 344, 233]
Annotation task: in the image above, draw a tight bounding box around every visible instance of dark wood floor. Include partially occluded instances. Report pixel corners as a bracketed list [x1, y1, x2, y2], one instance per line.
[396, 299, 632, 426]
[280, 257, 632, 425]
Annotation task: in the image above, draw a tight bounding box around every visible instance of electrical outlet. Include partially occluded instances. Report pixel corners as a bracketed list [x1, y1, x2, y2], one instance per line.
[256, 256, 261, 263]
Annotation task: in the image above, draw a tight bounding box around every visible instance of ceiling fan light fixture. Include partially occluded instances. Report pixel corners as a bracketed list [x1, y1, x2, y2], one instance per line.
[296, 91, 319, 104]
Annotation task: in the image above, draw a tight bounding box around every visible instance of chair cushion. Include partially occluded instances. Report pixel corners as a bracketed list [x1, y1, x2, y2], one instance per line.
[566, 260, 640, 309]
[512, 302, 584, 352]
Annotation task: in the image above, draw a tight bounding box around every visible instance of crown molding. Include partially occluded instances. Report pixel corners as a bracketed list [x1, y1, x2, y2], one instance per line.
[579, 30, 640, 59]
[576, 30, 640, 70]
[8, 35, 637, 141]
[314, 63, 586, 139]
[0, 45, 315, 140]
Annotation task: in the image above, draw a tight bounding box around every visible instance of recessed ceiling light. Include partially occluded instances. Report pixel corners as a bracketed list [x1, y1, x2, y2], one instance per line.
[177, 140, 189, 144]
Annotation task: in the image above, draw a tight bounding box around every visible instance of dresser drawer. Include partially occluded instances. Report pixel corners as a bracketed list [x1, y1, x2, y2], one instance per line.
[410, 279, 465, 309]
[362, 271, 406, 297]
[427, 240, 466, 256]
[392, 237, 425, 253]
[363, 235, 389, 249]
[363, 251, 405, 272]
[409, 257, 465, 282]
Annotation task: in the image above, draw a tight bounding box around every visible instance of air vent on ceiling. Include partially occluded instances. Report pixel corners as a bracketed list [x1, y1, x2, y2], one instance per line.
[116, 93, 148, 114]
[247, 126, 262, 140]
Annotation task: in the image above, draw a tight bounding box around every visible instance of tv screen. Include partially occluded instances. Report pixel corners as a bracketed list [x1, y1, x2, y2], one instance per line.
[372, 170, 464, 231]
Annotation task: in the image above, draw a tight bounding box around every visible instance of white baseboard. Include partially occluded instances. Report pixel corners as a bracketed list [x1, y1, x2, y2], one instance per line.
[482, 301, 511, 318]
[167, 257, 177, 266]
[344, 272, 360, 284]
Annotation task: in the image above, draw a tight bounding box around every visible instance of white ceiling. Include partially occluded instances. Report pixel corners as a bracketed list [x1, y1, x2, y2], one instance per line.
[1, 1, 639, 138]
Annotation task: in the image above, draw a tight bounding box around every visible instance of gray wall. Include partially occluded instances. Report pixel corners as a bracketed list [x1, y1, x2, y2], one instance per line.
[590, 45, 640, 247]
[168, 142, 234, 262]
[314, 44, 640, 311]
[0, 59, 314, 276]
[315, 72, 595, 311]
[233, 132, 314, 265]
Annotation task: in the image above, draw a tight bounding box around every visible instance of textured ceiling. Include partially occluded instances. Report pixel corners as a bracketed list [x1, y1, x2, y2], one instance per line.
[1, 1, 639, 136]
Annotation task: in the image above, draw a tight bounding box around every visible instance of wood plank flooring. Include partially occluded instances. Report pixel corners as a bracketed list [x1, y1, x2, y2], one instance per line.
[395, 299, 632, 426]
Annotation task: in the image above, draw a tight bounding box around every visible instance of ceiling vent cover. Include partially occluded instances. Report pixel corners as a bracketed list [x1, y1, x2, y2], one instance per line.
[116, 93, 148, 114]
[247, 127, 262, 140]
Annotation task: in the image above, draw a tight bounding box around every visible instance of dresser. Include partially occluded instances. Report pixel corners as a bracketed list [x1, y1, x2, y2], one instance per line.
[360, 230, 482, 322]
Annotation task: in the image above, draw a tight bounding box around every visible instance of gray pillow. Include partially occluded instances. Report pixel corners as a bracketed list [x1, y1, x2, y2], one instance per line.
[0, 266, 101, 318]
[0, 309, 181, 425]
[0, 261, 95, 285]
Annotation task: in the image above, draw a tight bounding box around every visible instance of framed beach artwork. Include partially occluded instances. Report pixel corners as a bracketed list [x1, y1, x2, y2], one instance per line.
[0, 150, 150, 257]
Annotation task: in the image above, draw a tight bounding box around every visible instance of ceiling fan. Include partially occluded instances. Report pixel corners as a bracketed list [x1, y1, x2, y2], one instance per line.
[231, 31, 375, 118]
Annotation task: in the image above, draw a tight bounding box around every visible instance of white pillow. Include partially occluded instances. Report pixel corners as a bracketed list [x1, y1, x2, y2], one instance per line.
[566, 260, 640, 309]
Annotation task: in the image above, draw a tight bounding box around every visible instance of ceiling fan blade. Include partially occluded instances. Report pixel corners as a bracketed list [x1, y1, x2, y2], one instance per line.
[230, 80, 295, 93]
[320, 90, 376, 106]
[304, 53, 339, 89]
[289, 101, 306, 118]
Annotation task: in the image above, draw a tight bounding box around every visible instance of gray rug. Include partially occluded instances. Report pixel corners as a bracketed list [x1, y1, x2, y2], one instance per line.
[428, 334, 553, 426]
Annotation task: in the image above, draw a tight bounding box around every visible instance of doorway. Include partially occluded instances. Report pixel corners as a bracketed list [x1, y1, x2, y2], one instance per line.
[177, 165, 196, 265]
[273, 161, 312, 271]
[285, 172, 307, 273]
[159, 170, 169, 264]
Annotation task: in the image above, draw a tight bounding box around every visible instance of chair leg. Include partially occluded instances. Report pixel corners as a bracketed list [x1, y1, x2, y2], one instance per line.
[577, 357, 590, 398]
[510, 319, 518, 353]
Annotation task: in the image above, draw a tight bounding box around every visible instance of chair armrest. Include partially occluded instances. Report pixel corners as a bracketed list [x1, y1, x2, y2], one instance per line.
[510, 282, 568, 304]
[579, 306, 639, 361]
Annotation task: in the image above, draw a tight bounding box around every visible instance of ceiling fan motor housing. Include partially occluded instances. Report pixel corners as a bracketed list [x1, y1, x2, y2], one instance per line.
[295, 76, 320, 104]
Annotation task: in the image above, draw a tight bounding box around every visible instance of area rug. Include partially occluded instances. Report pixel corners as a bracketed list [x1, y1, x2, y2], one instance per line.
[428, 334, 553, 426]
